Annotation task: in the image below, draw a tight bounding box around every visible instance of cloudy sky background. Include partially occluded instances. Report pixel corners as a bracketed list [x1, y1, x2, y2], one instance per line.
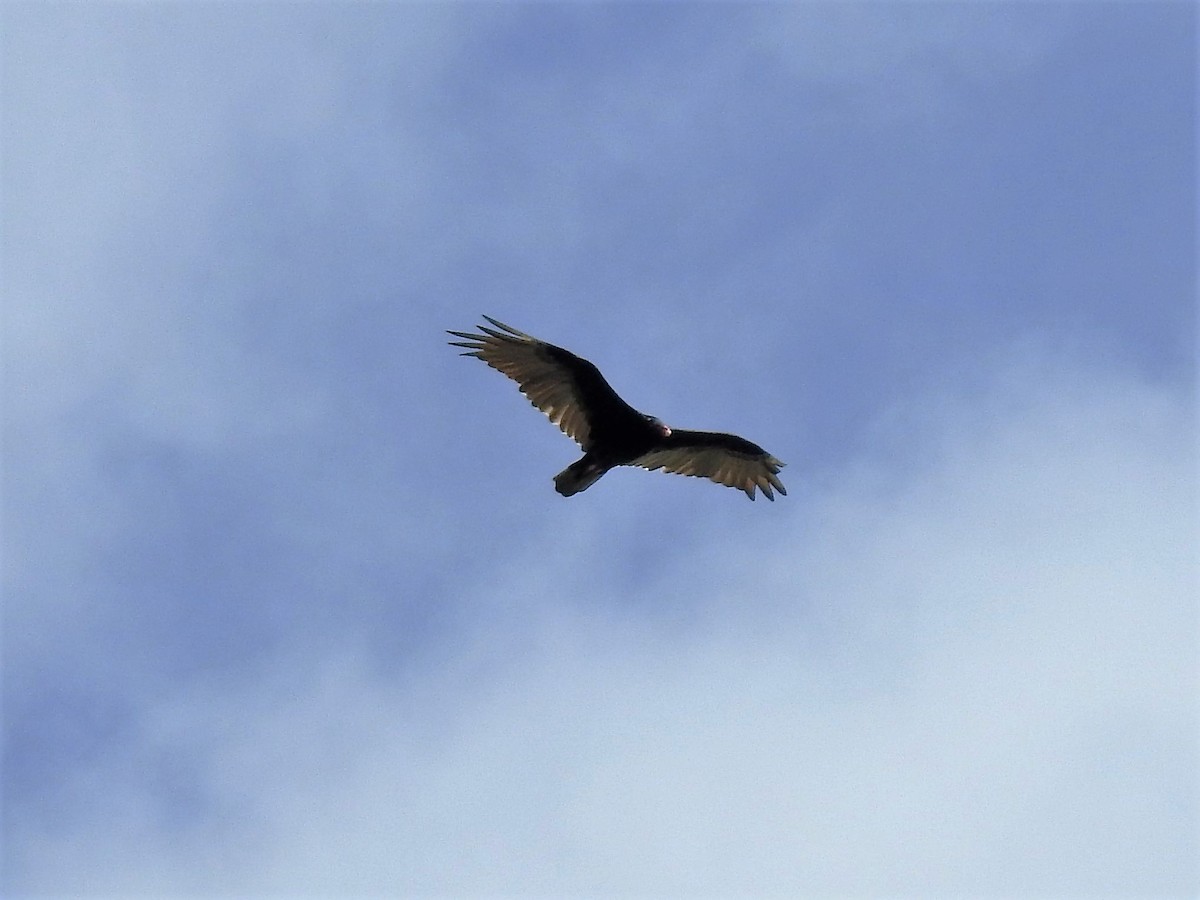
[3, 3, 1196, 896]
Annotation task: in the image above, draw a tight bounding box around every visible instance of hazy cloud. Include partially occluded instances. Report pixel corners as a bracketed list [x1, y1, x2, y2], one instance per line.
[4, 4, 1194, 896]
[11, 353, 1194, 896]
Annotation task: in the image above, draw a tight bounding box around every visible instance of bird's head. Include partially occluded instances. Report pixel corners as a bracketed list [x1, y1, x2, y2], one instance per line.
[644, 414, 671, 438]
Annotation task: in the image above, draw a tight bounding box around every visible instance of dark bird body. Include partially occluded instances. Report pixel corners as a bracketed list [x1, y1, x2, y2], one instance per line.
[448, 317, 786, 501]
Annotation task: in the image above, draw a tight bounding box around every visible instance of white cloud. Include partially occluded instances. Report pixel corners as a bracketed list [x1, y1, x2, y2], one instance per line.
[12, 350, 1195, 896]
[4, 6, 1192, 897]
[3, 6, 472, 436]
[2, 6, 480, 683]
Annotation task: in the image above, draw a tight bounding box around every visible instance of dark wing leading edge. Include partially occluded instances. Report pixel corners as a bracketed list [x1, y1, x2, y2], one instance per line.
[631, 429, 787, 501]
[447, 316, 639, 450]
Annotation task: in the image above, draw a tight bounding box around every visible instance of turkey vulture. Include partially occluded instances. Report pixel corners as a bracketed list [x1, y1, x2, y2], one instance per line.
[447, 316, 786, 501]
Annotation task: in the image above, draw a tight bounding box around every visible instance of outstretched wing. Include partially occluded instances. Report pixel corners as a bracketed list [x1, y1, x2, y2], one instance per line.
[632, 430, 787, 501]
[447, 316, 640, 449]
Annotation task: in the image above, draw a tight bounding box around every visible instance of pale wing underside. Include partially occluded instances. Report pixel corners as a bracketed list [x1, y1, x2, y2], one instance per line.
[448, 316, 592, 448]
[632, 444, 787, 501]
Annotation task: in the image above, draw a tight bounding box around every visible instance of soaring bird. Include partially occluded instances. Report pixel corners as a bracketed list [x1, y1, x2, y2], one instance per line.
[448, 316, 786, 501]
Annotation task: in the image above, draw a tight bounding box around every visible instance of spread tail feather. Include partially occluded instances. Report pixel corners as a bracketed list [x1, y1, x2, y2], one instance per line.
[554, 457, 608, 497]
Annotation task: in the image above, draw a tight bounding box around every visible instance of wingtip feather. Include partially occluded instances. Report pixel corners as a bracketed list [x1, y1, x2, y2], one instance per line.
[480, 315, 528, 338]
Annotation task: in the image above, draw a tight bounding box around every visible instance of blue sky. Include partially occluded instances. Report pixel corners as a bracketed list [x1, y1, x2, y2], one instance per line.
[3, 2, 1196, 895]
